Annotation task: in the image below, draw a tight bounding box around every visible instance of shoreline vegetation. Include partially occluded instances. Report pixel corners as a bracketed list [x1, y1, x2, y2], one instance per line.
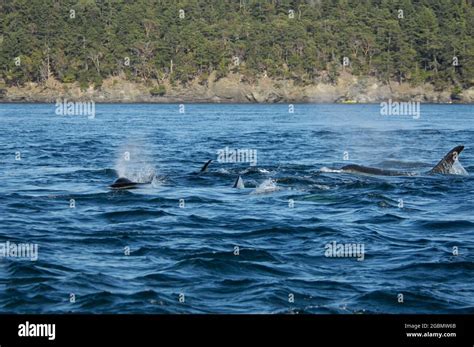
[2, 71, 474, 104]
[1, 0, 473, 104]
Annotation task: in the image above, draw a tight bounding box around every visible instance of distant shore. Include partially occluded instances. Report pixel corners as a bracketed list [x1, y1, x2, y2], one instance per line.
[1, 72, 473, 104]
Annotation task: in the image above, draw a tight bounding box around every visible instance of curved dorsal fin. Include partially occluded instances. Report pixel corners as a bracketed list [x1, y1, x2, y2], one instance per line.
[199, 159, 212, 173]
[429, 145, 464, 174]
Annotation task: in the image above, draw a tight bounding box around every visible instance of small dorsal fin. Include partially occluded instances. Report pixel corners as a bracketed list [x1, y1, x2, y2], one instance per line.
[233, 176, 245, 189]
[429, 145, 464, 174]
[200, 159, 212, 173]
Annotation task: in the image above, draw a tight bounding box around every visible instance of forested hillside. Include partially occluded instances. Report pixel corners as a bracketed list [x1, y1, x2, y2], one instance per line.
[1, 0, 473, 91]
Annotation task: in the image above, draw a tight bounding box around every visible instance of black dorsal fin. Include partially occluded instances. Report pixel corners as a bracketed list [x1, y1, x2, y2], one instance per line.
[233, 175, 245, 189]
[199, 159, 212, 173]
[429, 145, 464, 174]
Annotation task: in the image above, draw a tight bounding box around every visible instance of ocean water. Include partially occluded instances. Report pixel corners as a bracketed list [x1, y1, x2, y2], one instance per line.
[0, 103, 473, 314]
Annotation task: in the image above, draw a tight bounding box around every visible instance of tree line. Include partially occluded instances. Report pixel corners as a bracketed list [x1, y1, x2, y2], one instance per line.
[1, 0, 473, 92]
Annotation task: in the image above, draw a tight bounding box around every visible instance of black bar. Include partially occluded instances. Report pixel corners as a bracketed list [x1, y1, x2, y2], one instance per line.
[0, 314, 472, 346]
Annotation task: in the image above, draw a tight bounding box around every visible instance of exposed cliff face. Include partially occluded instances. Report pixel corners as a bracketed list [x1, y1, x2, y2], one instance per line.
[1, 72, 472, 104]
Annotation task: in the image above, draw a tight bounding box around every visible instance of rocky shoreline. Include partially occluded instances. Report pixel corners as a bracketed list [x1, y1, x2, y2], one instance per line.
[1, 72, 473, 104]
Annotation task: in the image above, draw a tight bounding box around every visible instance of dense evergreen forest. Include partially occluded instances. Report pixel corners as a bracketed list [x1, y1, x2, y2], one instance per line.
[1, 0, 473, 91]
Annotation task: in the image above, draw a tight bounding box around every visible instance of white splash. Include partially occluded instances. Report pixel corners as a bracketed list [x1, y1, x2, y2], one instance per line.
[450, 159, 469, 175]
[320, 167, 343, 173]
[150, 175, 166, 188]
[115, 142, 157, 183]
[312, 184, 331, 190]
[252, 179, 280, 194]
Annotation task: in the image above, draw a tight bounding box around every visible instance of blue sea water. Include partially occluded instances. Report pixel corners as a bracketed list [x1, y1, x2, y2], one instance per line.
[0, 103, 473, 314]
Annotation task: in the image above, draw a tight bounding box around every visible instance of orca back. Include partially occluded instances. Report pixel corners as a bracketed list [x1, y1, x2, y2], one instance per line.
[341, 164, 405, 176]
[110, 177, 139, 189]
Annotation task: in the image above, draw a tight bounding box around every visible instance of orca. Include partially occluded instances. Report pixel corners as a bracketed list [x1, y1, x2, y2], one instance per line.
[110, 159, 212, 189]
[109, 177, 152, 190]
[428, 145, 465, 174]
[191, 159, 212, 175]
[340, 145, 467, 176]
[233, 175, 245, 189]
[199, 159, 212, 173]
[340, 164, 410, 176]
